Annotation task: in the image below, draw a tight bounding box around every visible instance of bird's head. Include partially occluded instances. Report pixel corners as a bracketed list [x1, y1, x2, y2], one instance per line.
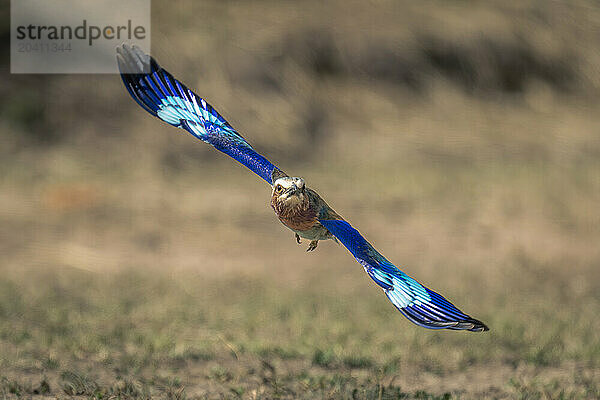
[272, 177, 307, 207]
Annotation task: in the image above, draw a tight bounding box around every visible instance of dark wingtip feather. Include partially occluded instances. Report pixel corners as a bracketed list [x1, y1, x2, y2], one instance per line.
[116, 44, 161, 116]
[452, 318, 489, 332]
[399, 306, 489, 332]
[468, 318, 489, 332]
[116, 44, 153, 75]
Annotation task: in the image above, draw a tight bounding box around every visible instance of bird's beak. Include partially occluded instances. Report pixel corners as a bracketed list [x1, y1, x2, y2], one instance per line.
[283, 185, 298, 196]
[282, 183, 304, 198]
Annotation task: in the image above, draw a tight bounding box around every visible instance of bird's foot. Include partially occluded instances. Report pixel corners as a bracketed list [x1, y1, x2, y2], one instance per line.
[295, 233, 302, 244]
[307, 240, 318, 252]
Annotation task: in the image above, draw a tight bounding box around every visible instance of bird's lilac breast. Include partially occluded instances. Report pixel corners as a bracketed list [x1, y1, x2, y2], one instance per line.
[279, 211, 318, 232]
[272, 197, 317, 232]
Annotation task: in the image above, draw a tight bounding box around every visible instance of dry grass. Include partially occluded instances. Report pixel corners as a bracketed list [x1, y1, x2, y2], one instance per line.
[1, 0, 600, 398]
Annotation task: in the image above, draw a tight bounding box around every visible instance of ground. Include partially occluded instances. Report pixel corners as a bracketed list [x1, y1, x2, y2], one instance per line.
[1, 1, 600, 399]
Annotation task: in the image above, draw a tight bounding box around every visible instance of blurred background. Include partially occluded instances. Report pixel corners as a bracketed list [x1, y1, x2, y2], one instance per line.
[1, 1, 599, 398]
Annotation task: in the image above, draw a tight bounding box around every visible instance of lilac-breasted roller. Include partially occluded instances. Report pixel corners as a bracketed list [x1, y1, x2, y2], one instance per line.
[117, 44, 488, 332]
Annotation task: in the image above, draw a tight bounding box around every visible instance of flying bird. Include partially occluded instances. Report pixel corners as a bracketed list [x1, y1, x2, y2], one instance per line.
[116, 44, 488, 332]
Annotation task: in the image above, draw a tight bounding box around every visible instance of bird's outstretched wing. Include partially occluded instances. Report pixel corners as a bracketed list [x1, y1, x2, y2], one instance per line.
[319, 219, 488, 332]
[116, 44, 286, 185]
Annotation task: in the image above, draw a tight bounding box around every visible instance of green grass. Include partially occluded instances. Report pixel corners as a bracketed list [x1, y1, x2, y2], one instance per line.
[0, 263, 598, 399]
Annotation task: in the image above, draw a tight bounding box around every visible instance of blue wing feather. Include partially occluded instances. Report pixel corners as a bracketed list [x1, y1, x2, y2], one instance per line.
[319, 219, 488, 332]
[116, 44, 283, 184]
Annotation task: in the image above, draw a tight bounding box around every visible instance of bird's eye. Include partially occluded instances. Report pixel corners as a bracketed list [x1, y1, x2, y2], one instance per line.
[275, 185, 283, 193]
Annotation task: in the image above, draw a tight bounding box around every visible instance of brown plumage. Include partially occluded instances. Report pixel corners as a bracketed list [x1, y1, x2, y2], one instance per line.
[270, 176, 338, 251]
[271, 190, 316, 231]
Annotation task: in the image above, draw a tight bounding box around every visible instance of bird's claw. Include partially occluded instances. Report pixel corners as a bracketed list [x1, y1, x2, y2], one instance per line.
[306, 240, 318, 252]
[295, 233, 302, 244]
